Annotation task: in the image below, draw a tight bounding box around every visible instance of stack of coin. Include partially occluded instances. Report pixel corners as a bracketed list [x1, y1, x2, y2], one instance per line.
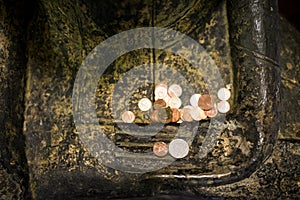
[216, 87, 231, 113]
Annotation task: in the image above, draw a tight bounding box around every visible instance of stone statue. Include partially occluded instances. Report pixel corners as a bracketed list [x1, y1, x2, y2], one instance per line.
[0, 0, 299, 199]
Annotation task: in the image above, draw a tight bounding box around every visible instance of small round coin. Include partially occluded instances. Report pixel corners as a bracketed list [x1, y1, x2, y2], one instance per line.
[180, 107, 193, 122]
[167, 96, 182, 109]
[198, 94, 214, 111]
[190, 94, 201, 107]
[190, 106, 207, 121]
[217, 100, 230, 113]
[169, 139, 189, 159]
[138, 97, 152, 111]
[157, 107, 172, 123]
[150, 110, 159, 122]
[217, 87, 231, 101]
[153, 141, 168, 157]
[121, 111, 135, 123]
[153, 99, 167, 110]
[171, 108, 181, 122]
[168, 84, 182, 97]
[155, 83, 168, 99]
[205, 105, 218, 118]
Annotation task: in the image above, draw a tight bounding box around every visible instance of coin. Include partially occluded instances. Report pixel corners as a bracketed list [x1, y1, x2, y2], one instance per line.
[150, 110, 159, 122]
[155, 83, 168, 99]
[167, 96, 182, 109]
[162, 95, 171, 104]
[217, 100, 230, 113]
[205, 104, 218, 118]
[168, 84, 182, 97]
[190, 106, 207, 121]
[217, 88, 231, 101]
[171, 108, 181, 122]
[153, 141, 168, 157]
[169, 139, 189, 159]
[138, 97, 152, 111]
[153, 99, 167, 110]
[190, 93, 201, 107]
[180, 107, 193, 122]
[157, 107, 172, 123]
[198, 94, 214, 111]
[121, 111, 135, 123]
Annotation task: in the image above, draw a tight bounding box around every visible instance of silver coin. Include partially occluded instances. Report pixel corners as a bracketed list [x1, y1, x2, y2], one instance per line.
[217, 100, 230, 113]
[168, 139, 189, 159]
[190, 106, 207, 121]
[138, 98, 152, 111]
[168, 84, 182, 97]
[155, 84, 168, 99]
[217, 87, 231, 101]
[167, 96, 182, 109]
[190, 93, 201, 107]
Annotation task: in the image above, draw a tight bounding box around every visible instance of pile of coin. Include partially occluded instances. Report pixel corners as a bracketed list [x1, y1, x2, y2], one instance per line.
[120, 83, 232, 159]
[121, 83, 231, 123]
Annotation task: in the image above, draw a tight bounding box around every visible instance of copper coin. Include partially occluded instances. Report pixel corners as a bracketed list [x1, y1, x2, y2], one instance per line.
[150, 110, 159, 122]
[153, 99, 167, 110]
[121, 111, 135, 123]
[168, 84, 182, 97]
[198, 94, 214, 111]
[155, 83, 168, 99]
[171, 108, 181, 122]
[205, 105, 218, 118]
[153, 141, 168, 157]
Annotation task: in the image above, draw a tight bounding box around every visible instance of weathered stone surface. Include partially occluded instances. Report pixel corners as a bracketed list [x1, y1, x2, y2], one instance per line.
[278, 17, 300, 141]
[0, 0, 31, 199]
